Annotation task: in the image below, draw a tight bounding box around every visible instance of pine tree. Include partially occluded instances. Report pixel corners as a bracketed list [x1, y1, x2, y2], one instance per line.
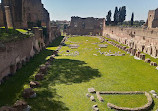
[114, 7, 119, 25]
[131, 13, 134, 26]
[106, 10, 112, 25]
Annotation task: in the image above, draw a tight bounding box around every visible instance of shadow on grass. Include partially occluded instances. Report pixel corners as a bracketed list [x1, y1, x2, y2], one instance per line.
[27, 59, 101, 111]
[47, 59, 102, 84]
[27, 88, 69, 111]
[0, 36, 64, 106]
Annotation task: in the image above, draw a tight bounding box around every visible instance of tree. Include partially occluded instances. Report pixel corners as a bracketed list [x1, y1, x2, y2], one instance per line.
[119, 6, 126, 24]
[106, 10, 112, 25]
[131, 13, 134, 26]
[1, 0, 8, 31]
[114, 7, 119, 25]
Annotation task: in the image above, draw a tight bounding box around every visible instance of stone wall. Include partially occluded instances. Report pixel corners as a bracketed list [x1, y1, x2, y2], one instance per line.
[0, 0, 50, 29]
[0, 28, 46, 84]
[67, 16, 105, 36]
[147, 8, 158, 28]
[104, 27, 158, 58]
[50, 26, 61, 41]
[0, 4, 4, 27]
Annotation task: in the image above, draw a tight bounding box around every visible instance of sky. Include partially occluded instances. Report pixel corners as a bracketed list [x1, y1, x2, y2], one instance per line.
[0, 0, 158, 21]
[42, 0, 158, 21]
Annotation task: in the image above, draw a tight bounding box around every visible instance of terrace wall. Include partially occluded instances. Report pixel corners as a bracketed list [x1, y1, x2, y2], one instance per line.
[104, 27, 158, 58]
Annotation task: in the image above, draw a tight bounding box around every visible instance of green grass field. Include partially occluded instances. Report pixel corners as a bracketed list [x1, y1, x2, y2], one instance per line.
[0, 36, 158, 111]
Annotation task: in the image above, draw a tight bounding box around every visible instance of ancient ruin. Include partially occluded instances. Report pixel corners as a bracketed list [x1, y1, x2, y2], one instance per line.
[146, 8, 158, 28]
[0, 0, 158, 111]
[67, 16, 105, 36]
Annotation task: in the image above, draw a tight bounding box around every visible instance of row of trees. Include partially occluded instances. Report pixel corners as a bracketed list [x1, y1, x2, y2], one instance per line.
[106, 6, 134, 26]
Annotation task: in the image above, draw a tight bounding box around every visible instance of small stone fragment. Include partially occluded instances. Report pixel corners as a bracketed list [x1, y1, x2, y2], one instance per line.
[88, 88, 96, 93]
[153, 94, 157, 98]
[145, 58, 151, 63]
[90, 96, 95, 101]
[30, 81, 40, 88]
[93, 107, 99, 111]
[22, 88, 36, 99]
[35, 74, 44, 81]
[39, 65, 47, 74]
[92, 104, 98, 108]
[86, 93, 91, 98]
[13, 100, 28, 111]
[0, 106, 17, 111]
[150, 90, 156, 94]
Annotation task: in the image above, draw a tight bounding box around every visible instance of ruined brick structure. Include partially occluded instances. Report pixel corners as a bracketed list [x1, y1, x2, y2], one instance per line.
[104, 27, 158, 58]
[146, 8, 158, 28]
[0, 0, 61, 84]
[0, 0, 50, 29]
[67, 16, 105, 36]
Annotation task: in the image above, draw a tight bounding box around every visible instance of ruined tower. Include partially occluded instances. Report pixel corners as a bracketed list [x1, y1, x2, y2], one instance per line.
[0, 0, 50, 29]
[147, 8, 158, 28]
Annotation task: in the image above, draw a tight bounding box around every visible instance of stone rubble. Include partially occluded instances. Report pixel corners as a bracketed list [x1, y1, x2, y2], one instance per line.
[88, 88, 96, 93]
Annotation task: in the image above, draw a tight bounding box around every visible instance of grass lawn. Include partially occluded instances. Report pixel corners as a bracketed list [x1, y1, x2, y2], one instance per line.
[0, 36, 158, 111]
[0, 28, 32, 43]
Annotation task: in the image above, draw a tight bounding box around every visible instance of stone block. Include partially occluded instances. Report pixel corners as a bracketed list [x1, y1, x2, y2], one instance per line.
[39, 65, 47, 74]
[135, 51, 141, 57]
[13, 100, 28, 111]
[131, 49, 137, 56]
[139, 54, 145, 60]
[145, 58, 151, 63]
[90, 96, 95, 101]
[35, 74, 44, 81]
[30, 81, 40, 88]
[150, 62, 157, 66]
[0, 106, 17, 111]
[88, 88, 96, 93]
[22, 88, 36, 99]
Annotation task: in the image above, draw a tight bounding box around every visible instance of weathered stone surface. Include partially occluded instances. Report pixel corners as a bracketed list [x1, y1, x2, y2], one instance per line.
[153, 94, 157, 98]
[86, 93, 91, 98]
[0, 106, 17, 111]
[49, 55, 55, 62]
[39, 65, 47, 74]
[90, 96, 95, 101]
[96, 92, 104, 102]
[93, 107, 99, 111]
[88, 88, 96, 93]
[68, 17, 105, 36]
[53, 50, 58, 56]
[150, 90, 156, 94]
[13, 100, 28, 111]
[30, 81, 40, 88]
[98, 44, 108, 48]
[92, 104, 98, 109]
[150, 62, 157, 66]
[139, 54, 145, 60]
[145, 58, 151, 63]
[135, 51, 141, 57]
[35, 74, 44, 81]
[131, 49, 137, 56]
[22, 88, 36, 99]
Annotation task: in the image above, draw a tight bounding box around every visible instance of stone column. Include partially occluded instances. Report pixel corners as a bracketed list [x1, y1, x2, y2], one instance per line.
[4, 6, 13, 28]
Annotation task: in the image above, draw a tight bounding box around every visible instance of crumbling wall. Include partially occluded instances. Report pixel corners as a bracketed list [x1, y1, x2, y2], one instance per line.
[68, 17, 105, 36]
[50, 26, 61, 41]
[104, 27, 158, 58]
[0, 28, 46, 84]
